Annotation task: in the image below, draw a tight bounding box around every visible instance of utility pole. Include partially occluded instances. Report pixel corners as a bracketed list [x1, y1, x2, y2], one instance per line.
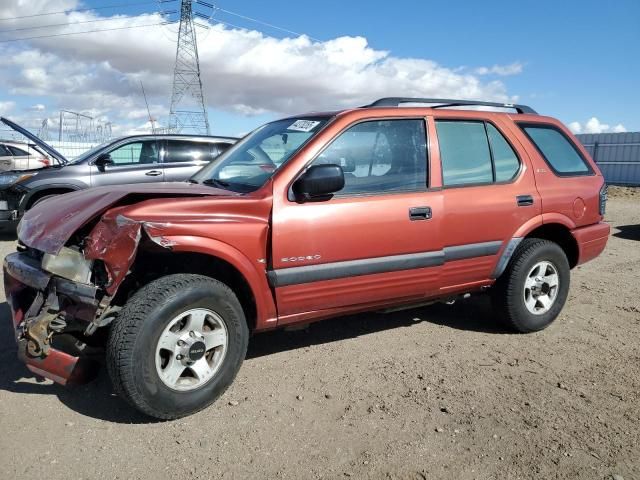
[169, 0, 210, 135]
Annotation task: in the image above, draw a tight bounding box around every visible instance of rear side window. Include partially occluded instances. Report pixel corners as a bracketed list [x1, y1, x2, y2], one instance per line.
[8, 146, 29, 156]
[520, 124, 591, 176]
[436, 120, 521, 186]
[212, 142, 233, 158]
[165, 140, 214, 163]
[486, 124, 519, 181]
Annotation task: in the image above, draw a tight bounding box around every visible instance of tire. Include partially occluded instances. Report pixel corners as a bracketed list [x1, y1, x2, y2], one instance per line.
[491, 239, 570, 333]
[106, 274, 249, 419]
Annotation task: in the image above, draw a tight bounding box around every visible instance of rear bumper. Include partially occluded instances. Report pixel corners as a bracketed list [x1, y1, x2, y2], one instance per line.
[572, 221, 611, 266]
[4, 252, 99, 385]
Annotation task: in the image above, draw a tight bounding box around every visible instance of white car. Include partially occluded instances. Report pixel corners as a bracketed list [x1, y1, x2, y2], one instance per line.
[0, 140, 51, 171]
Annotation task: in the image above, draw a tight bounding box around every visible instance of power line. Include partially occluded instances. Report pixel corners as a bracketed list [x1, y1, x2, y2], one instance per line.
[0, 13, 176, 34]
[210, 5, 320, 42]
[0, 1, 175, 22]
[0, 21, 173, 43]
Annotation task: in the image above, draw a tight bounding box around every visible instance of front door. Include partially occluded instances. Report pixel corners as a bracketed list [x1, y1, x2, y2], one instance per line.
[271, 118, 444, 323]
[90, 139, 163, 187]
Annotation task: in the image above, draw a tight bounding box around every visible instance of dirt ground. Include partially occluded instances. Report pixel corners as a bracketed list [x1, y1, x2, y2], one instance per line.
[0, 188, 638, 480]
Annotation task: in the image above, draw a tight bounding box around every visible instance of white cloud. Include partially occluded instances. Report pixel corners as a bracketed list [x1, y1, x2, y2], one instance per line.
[568, 117, 627, 134]
[0, 101, 16, 115]
[474, 62, 524, 76]
[568, 121, 582, 134]
[0, 0, 523, 133]
[29, 103, 46, 111]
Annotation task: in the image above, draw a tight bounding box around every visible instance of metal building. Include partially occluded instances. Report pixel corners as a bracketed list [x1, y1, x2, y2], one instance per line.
[576, 132, 640, 186]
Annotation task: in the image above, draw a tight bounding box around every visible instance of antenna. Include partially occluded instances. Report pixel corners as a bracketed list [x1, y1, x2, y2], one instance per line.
[140, 80, 156, 134]
[168, 0, 210, 135]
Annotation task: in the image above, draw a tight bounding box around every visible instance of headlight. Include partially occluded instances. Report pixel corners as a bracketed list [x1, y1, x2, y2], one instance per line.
[42, 247, 93, 284]
[0, 173, 36, 185]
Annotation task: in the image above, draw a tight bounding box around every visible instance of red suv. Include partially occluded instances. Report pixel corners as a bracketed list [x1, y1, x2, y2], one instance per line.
[4, 98, 610, 419]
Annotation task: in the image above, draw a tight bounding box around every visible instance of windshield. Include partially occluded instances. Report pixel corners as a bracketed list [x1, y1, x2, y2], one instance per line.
[192, 116, 331, 192]
[67, 142, 111, 164]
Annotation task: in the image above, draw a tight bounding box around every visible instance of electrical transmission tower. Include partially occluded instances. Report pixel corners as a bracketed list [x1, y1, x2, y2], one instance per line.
[169, 0, 210, 135]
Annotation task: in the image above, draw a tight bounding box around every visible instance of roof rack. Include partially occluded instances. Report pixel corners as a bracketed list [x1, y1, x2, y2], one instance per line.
[364, 97, 537, 114]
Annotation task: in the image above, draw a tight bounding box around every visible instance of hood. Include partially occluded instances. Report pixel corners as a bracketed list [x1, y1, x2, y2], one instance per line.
[0, 117, 67, 165]
[18, 182, 239, 254]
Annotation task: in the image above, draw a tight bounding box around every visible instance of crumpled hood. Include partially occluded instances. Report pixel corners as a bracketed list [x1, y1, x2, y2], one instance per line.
[18, 182, 236, 254]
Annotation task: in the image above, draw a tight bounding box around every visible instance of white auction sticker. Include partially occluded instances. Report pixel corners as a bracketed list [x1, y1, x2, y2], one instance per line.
[288, 120, 321, 132]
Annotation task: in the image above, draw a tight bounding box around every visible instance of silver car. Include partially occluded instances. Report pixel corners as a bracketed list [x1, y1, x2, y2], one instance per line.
[0, 117, 237, 225]
[0, 140, 51, 171]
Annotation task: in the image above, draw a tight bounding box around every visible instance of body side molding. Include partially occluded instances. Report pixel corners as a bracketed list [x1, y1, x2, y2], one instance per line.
[268, 240, 503, 288]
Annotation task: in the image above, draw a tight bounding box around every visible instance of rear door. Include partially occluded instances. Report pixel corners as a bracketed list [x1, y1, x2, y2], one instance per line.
[90, 139, 163, 187]
[432, 115, 541, 287]
[271, 117, 444, 323]
[7, 145, 31, 170]
[163, 140, 226, 182]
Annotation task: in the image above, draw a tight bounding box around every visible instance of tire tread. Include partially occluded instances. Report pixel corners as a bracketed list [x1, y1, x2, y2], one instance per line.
[106, 274, 243, 420]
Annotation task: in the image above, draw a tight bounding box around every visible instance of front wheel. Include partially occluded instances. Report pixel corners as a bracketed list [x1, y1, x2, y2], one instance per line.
[106, 274, 249, 419]
[492, 239, 570, 333]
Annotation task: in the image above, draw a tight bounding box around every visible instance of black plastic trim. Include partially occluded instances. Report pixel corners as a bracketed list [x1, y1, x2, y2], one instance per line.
[364, 98, 537, 114]
[268, 240, 502, 287]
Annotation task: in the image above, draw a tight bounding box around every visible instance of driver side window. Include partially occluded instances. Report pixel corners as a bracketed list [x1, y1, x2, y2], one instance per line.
[108, 141, 159, 166]
[312, 119, 428, 196]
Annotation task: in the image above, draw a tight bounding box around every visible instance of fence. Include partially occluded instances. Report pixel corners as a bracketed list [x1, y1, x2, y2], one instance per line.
[0, 125, 109, 161]
[577, 132, 640, 186]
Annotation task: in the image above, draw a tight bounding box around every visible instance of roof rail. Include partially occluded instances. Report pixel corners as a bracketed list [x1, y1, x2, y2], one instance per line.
[364, 97, 537, 114]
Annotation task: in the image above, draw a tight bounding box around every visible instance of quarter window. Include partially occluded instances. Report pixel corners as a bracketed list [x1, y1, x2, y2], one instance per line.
[520, 124, 591, 176]
[436, 120, 521, 186]
[311, 119, 428, 195]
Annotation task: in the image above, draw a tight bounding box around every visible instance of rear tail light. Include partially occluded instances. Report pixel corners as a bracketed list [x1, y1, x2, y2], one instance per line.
[39, 158, 50, 167]
[599, 183, 608, 216]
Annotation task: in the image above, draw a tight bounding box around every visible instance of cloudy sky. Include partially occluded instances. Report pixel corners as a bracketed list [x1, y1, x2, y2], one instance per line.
[0, 0, 638, 138]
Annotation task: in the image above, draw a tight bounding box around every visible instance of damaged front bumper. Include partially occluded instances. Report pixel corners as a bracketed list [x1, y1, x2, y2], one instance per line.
[4, 251, 102, 385]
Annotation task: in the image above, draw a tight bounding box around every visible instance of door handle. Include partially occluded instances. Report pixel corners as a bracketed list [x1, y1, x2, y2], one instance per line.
[516, 195, 534, 207]
[409, 206, 432, 221]
[145, 170, 163, 176]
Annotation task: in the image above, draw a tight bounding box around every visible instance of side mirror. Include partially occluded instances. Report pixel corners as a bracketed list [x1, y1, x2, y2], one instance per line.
[94, 153, 114, 171]
[293, 164, 344, 201]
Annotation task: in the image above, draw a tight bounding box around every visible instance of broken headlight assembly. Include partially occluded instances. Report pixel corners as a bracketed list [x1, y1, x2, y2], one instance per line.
[41, 247, 93, 284]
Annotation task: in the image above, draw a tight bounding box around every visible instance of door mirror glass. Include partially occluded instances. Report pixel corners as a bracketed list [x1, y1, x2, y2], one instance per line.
[94, 153, 114, 171]
[293, 164, 345, 200]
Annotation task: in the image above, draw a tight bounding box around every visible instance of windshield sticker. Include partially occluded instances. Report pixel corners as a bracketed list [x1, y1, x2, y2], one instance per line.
[288, 120, 321, 132]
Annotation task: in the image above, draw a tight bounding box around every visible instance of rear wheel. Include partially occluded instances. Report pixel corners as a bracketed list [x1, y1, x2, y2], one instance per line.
[492, 239, 570, 333]
[106, 274, 249, 419]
